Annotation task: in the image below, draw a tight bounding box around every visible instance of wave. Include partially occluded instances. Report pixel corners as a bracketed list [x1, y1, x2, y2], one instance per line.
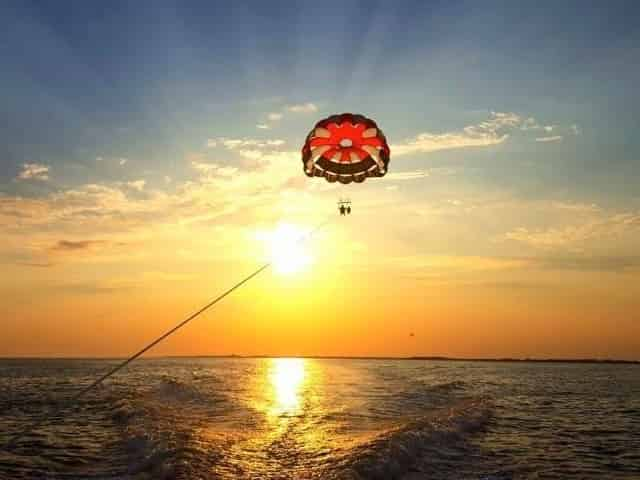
[114, 377, 223, 479]
[113, 381, 489, 479]
[152, 377, 210, 404]
[123, 432, 176, 479]
[340, 399, 492, 480]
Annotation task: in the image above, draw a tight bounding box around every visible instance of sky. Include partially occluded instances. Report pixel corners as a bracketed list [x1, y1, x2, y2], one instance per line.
[1, 0, 639, 359]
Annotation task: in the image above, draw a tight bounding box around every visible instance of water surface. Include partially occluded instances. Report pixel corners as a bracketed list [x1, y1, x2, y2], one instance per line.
[0, 358, 638, 479]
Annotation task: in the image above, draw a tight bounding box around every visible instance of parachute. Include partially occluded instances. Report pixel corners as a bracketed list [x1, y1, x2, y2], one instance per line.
[302, 113, 390, 184]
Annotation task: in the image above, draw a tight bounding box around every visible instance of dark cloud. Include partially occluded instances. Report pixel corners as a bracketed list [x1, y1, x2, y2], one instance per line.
[51, 240, 104, 252]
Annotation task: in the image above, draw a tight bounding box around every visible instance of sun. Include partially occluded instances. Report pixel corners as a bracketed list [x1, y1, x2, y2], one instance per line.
[261, 223, 313, 275]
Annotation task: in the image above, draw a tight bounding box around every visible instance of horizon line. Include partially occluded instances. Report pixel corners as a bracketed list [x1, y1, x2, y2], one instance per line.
[0, 354, 638, 364]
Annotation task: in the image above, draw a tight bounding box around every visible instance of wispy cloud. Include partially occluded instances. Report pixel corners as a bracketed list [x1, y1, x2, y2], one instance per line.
[190, 158, 238, 178]
[503, 210, 640, 250]
[535, 135, 563, 143]
[126, 180, 146, 192]
[119, 158, 128, 166]
[17, 163, 49, 181]
[551, 201, 601, 213]
[392, 112, 579, 156]
[384, 170, 430, 181]
[190, 159, 219, 175]
[286, 102, 318, 113]
[213, 138, 286, 149]
[259, 101, 318, 129]
[392, 112, 518, 156]
[205, 136, 295, 170]
[2, 154, 295, 243]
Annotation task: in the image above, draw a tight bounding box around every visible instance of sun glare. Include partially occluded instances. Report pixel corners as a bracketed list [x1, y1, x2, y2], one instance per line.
[262, 223, 313, 275]
[269, 358, 306, 415]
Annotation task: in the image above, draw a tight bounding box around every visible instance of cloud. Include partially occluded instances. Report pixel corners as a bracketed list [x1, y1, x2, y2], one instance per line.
[51, 240, 104, 252]
[384, 170, 430, 181]
[520, 117, 550, 131]
[550, 201, 601, 213]
[525, 118, 581, 139]
[127, 180, 146, 192]
[392, 130, 507, 156]
[286, 102, 318, 113]
[119, 158, 128, 166]
[0, 182, 164, 235]
[17, 163, 49, 181]
[505, 227, 585, 249]
[204, 137, 295, 170]
[215, 138, 286, 149]
[535, 135, 563, 143]
[392, 112, 579, 156]
[258, 101, 318, 129]
[0, 142, 316, 271]
[190, 159, 237, 178]
[391, 111, 519, 156]
[503, 210, 640, 250]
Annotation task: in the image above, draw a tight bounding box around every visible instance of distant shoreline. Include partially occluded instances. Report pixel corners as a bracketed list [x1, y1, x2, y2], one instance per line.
[0, 355, 638, 364]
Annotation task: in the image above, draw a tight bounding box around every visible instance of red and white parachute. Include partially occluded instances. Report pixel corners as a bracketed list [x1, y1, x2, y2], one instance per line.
[301, 113, 390, 184]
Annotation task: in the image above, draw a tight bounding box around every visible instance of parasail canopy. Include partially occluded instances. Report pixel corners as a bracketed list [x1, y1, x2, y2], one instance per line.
[302, 113, 390, 184]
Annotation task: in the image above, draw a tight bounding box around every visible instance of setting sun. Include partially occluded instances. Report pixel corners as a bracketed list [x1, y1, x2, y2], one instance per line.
[260, 223, 313, 276]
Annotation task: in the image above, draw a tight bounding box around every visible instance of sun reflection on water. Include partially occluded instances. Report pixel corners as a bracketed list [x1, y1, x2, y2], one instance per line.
[269, 358, 306, 416]
[205, 358, 366, 477]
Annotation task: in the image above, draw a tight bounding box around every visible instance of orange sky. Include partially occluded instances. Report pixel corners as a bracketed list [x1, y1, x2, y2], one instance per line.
[2, 0, 640, 362]
[2, 200, 639, 359]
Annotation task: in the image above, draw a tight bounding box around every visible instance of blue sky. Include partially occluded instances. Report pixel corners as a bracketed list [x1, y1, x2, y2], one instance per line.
[2, 0, 639, 201]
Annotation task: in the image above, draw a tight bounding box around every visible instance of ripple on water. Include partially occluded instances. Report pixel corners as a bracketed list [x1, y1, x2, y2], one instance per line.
[0, 359, 639, 479]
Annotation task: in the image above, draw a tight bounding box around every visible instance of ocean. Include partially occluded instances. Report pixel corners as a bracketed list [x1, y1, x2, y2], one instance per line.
[0, 358, 638, 479]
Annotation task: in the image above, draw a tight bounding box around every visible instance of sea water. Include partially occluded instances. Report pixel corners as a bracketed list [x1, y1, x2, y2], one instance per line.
[0, 358, 638, 479]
